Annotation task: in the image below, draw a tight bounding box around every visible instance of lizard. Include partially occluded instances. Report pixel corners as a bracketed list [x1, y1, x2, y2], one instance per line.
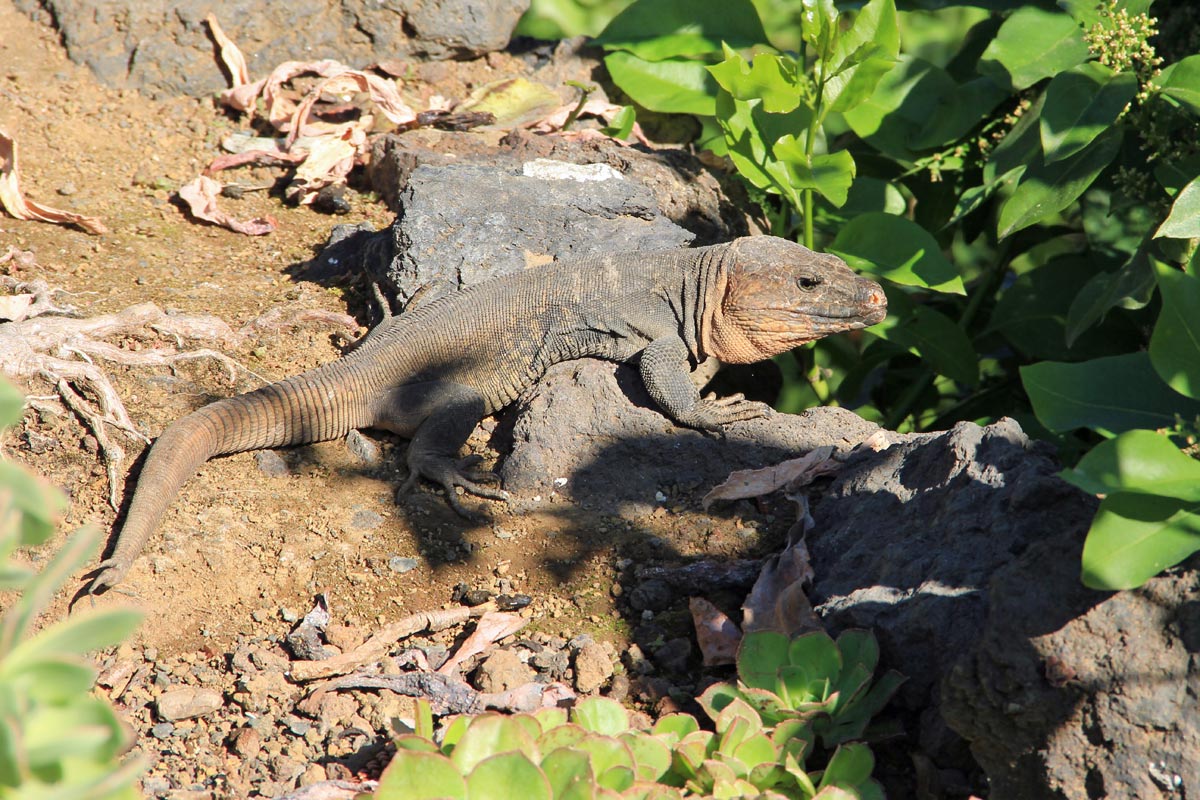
[86, 235, 886, 593]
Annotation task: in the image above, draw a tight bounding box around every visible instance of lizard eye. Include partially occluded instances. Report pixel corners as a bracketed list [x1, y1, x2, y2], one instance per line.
[796, 275, 822, 291]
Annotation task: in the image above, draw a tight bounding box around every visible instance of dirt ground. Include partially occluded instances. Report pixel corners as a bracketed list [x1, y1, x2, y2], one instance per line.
[0, 0, 777, 657]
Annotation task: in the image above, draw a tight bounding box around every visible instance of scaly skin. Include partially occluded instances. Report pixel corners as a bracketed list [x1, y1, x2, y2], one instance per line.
[87, 236, 886, 593]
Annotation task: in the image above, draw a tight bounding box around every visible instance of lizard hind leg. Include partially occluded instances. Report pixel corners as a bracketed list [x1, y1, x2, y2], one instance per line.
[380, 382, 509, 520]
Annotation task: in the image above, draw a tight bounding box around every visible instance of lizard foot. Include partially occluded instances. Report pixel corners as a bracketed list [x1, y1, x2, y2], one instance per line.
[399, 454, 510, 521]
[678, 393, 771, 431]
[85, 557, 130, 596]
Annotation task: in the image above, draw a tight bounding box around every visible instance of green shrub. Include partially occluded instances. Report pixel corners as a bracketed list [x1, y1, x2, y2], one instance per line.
[0, 378, 145, 799]
[527, 0, 1200, 590]
[372, 630, 901, 799]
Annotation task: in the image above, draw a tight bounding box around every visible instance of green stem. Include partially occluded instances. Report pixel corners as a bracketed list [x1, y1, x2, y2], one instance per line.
[801, 58, 826, 250]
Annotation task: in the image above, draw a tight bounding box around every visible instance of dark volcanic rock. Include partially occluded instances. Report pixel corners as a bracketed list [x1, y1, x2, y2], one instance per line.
[501, 358, 880, 516]
[16, 0, 529, 97]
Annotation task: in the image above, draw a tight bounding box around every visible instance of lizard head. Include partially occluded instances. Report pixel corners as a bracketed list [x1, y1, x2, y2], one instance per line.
[701, 236, 887, 364]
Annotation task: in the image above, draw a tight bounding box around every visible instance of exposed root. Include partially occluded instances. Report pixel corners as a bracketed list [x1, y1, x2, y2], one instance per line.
[1, 282, 359, 509]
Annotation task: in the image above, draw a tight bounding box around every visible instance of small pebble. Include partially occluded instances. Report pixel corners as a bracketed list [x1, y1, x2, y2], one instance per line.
[150, 722, 175, 739]
[57, 181, 77, 196]
[388, 556, 418, 574]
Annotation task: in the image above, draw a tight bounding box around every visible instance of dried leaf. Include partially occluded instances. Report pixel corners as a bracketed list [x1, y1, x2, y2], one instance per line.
[459, 77, 561, 127]
[742, 498, 823, 637]
[285, 69, 415, 144]
[702, 445, 838, 509]
[204, 14, 250, 88]
[204, 148, 306, 175]
[437, 611, 528, 675]
[177, 175, 276, 236]
[287, 123, 365, 203]
[689, 597, 741, 666]
[0, 129, 108, 234]
[742, 539, 823, 637]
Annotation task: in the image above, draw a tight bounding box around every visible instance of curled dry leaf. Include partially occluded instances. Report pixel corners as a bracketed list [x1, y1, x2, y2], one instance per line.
[177, 175, 276, 235]
[437, 611, 529, 676]
[689, 596, 741, 666]
[0, 129, 108, 234]
[204, 14, 250, 88]
[702, 445, 839, 510]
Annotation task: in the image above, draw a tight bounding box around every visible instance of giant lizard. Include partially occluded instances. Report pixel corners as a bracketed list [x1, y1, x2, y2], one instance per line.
[87, 236, 886, 592]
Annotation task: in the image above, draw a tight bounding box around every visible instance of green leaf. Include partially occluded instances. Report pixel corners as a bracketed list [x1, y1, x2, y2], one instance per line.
[873, 299, 979, 386]
[0, 524, 99, 659]
[1157, 54, 1200, 118]
[997, 126, 1122, 238]
[1040, 63, 1137, 164]
[830, 213, 964, 294]
[844, 56, 957, 163]
[1021, 352, 1200, 434]
[978, 7, 1090, 91]
[991, 255, 1139, 361]
[1065, 249, 1157, 346]
[818, 743, 874, 789]
[620, 731, 672, 781]
[572, 697, 629, 736]
[651, 712, 700, 742]
[376, 753, 465, 800]
[737, 631, 791, 692]
[1155, 176, 1200, 239]
[708, 47, 800, 114]
[603, 52, 717, 115]
[772, 140, 856, 207]
[593, 0, 768, 60]
[1080, 493, 1200, 590]
[450, 716, 537, 774]
[2, 609, 142, 676]
[823, 0, 900, 115]
[1062, 430, 1200, 501]
[1058, 0, 1153, 29]
[835, 631, 879, 676]
[1149, 262, 1200, 399]
[0, 460, 66, 549]
[0, 379, 23, 429]
[540, 748, 595, 800]
[911, 76, 1007, 150]
[467, 752, 552, 800]
[600, 105, 637, 140]
[801, 0, 839, 64]
[788, 633, 842, 687]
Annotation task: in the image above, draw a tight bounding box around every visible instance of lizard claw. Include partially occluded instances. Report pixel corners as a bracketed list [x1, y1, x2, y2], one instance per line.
[677, 392, 771, 430]
[84, 558, 128, 596]
[399, 453, 510, 521]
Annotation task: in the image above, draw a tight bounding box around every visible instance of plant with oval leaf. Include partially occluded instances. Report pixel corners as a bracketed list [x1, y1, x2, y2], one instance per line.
[519, 0, 1200, 592]
[0, 378, 145, 798]
[371, 629, 898, 799]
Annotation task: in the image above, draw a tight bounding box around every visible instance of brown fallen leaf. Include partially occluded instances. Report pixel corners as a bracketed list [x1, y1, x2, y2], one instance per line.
[177, 175, 276, 235]
[741, 497, 823, 637]
[0, 129, 107, 235]
[689, 597, 741, 666]
[287, 122, 365, 204]
[702, 445, 838, 510]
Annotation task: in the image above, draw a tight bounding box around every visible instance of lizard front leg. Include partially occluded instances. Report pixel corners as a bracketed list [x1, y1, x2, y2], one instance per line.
[639, 336, 770, 431]
[375, 382, 508, 519]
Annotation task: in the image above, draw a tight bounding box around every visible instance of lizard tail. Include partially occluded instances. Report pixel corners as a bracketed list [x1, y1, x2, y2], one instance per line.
[88, 368, 371, 593]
